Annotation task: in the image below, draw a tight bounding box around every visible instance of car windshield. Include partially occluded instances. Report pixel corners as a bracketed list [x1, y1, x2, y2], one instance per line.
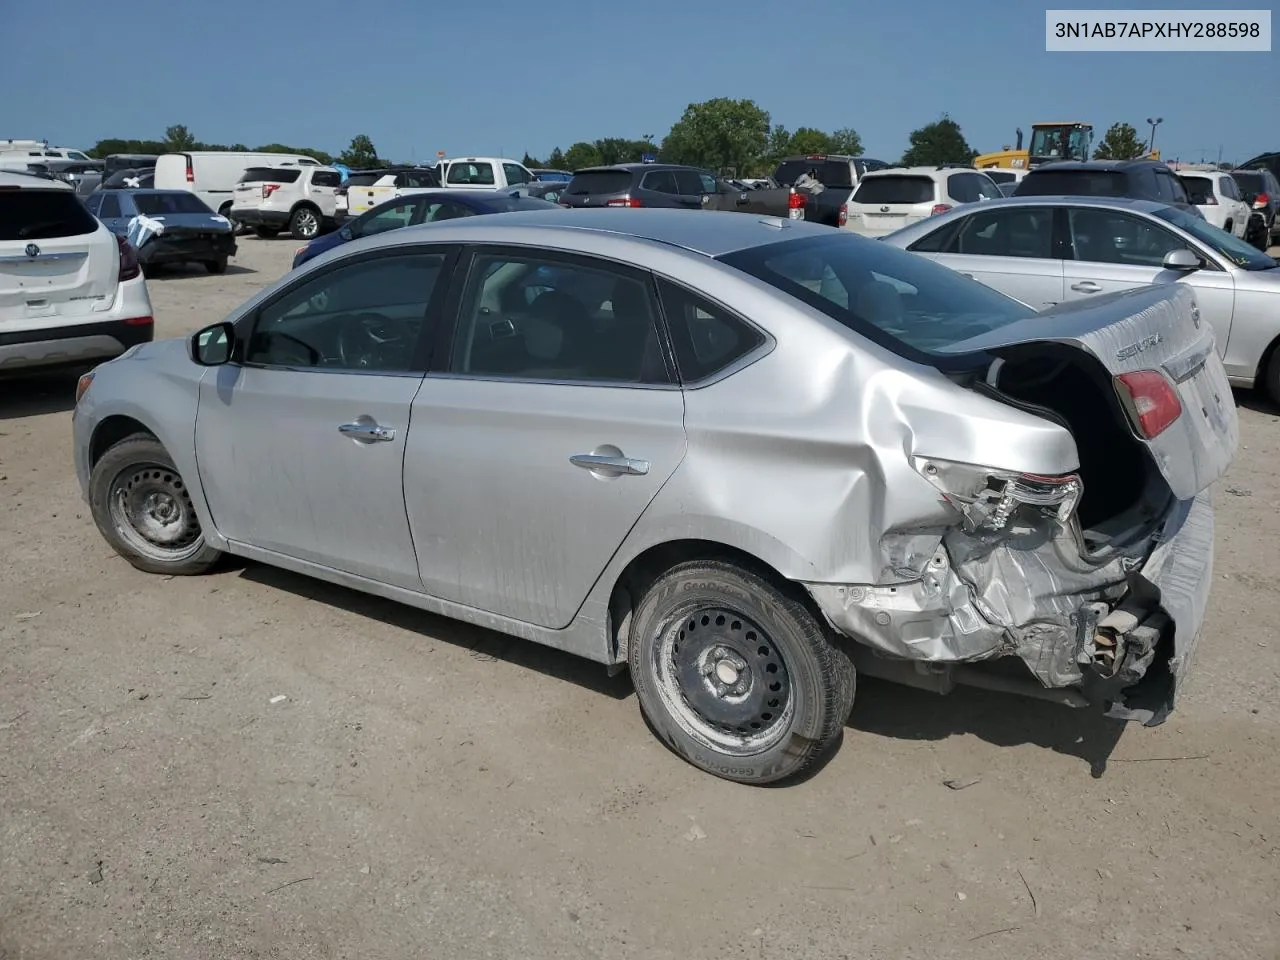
[1151, 204, 1278, 271]
[718, 233, 1035, 363]
[133, 192, 214, 215]
[1016, 169, 1128, 197]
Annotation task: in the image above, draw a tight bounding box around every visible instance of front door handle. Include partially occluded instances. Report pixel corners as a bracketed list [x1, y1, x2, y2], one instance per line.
[1070, 281, 1102, 293]
[569, 453, 649, 476]
[339, 421, 396, 443]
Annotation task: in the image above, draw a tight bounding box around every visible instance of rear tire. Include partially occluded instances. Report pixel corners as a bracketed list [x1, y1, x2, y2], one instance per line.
[254, 226, 280, 239]
[1261, 344, 1280, 408]
[89, 434, 222, 576]
[205, 258, 228, 275]
[627, 559, 855, 785]
[289, 206, 321, 241]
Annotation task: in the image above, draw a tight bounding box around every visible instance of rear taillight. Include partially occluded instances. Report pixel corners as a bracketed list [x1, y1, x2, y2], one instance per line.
[606, 196, 642, 207]
[116, 235, 140, 281]
[122, 315, 153, 326]
[837, 203, 848, 228]
[262, 184, 280, 199]
[295, 246, 308, 259]
[1115, 370, 1182, 439]
[185, 156, 194, 183]
[1253, 192, 1270, 209]
[930, 203, 953, 216]
[913, 457, 1082, 533]
[787, 191, 806, 220]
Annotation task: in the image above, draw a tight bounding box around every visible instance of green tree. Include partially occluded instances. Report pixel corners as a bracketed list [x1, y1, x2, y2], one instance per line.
[522, 152, 542, 168]
[256, 142, 333, 164]
[593, 137, 652, 165]
[787, 127, 832, 156]
[563, 141, 603, 170]
[1092, 122, 1146, 160]
[338, 134, 379, 169]
[163, 124, 197, 151]
[90, 137, 168, 157]
[900, 114, 976, 166]
[659, 97, 770, 176]
[546, 146, 567, 169]
[828, 127, 864, 157]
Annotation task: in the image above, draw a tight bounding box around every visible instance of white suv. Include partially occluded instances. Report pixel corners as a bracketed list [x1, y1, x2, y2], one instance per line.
[230, 163, 342, 240]
[0, 171, 153, 375]
[1179, 170, 1251, 239]
[846, 166, 1002, 237]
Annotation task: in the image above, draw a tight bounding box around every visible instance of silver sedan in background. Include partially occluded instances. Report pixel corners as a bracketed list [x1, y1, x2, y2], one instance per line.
[72, 210, 1236, 784]
[882, 195, 1280, 404]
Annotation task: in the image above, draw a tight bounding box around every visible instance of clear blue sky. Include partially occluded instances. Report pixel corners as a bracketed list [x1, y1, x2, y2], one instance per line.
[1, 0, 1275, 165]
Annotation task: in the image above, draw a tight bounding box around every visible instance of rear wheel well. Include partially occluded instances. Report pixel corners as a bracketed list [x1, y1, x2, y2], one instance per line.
[1258, 334, 1280, 404]
[607, 539, 824, 664]
[291, 200, 321, 216]
[90, 416, 155, 468]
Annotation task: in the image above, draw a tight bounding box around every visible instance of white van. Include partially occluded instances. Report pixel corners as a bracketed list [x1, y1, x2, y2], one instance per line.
[154, 152, 321, 221]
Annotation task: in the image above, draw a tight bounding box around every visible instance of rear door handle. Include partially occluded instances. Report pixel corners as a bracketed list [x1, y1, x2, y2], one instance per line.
[1070, 281, 1102, 293]
[569, 453, 649, 476]
[339, 421, 396, 443]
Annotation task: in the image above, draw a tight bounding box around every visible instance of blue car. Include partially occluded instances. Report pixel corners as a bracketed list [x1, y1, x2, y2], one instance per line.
[84, 188, 237, 274]
[292, 189, 560, 268]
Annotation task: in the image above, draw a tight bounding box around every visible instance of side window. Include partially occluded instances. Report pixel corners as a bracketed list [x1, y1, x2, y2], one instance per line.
[642, 171, 678, 194]
[947, 174, 978, 204]
[657, 279, 766, 383]
[1221, 177, 1238, 201]
[673, 170, 707, 195]
[98, 194, 122, 219]
[448, 252, 668, 384]
[974, 174, 1002, 199]
[245, 252, 445, 372]
[422, 201, 473, 222]
[83, 194, 101, 215]
[945, 207, 1054, 259]
[905, 219, 963, 253]
[502, 163, 530, 185]
[1153, 170, 1177, 202]
[311, 171, 341, 188]
[354, 201, 418, 237]
[1066, 208, 1185, 267]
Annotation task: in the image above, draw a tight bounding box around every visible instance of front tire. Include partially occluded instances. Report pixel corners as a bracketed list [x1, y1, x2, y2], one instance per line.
[205, 257, 228, 275]
[89, 434, 221, 576]
[628, 559, 855, 785]
[289, 206, 321, 241]
[254, 226, 280, 239]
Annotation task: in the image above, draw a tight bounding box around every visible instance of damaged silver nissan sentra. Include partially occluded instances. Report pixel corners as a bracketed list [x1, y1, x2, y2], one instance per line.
[71, 209, 1237, 784]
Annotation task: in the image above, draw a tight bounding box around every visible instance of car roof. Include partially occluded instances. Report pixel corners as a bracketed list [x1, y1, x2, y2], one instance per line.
[1027, 160, 1159, 172]
[361, 208, 836, 257]
[0, 170, 74, 190]
[573, 163, 694, 174]
[862, 166, 976, 177]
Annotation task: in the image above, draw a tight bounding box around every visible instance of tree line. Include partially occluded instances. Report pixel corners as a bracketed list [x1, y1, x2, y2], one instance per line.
[88, 102, 988, 177]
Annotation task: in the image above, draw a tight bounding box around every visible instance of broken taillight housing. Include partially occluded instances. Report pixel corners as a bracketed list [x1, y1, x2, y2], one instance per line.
[912, 457, 1083, 533]
[1114, 370, 1182, 439]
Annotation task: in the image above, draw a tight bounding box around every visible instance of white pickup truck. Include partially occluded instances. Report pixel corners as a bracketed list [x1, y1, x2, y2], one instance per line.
[436, 157, 537, 192]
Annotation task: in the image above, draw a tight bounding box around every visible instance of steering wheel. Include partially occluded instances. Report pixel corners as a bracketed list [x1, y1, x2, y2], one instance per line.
[335, 313, 416, 370]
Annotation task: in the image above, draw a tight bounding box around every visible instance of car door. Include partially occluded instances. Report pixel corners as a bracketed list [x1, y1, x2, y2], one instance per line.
[672, 169, 710, 210]
[405, 246, 686, 628]
[95, 192, 126, 234]
[910, 205, 1065, 309]
[1060, 205, 1235, 354]
[194, 246, 458, 589]
[639, 169, 680, 207]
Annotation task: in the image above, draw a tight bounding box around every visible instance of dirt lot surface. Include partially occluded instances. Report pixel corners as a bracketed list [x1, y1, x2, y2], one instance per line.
[3, 235, 1280, 960]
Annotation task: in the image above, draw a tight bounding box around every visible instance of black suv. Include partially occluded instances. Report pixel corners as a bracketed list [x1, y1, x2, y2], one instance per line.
[1229, 167, 1280, 250]
[559, 164, 710, 209]
[1013, 160, 1203, 218]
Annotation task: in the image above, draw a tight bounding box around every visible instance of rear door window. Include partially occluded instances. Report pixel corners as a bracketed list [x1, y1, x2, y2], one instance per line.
[97, 194, 122, 219]
[565, 170, 633, 195]
[642, 170, 679, 194]
[946, 174, 979, 203]
[1181, 177, 1214, 204]
[673, 170, 707, 196]
[943, 207, 1055, 259]
[0, 189, 100, 240]
[853, 176, 935, 205]
[239, 167, 301, 184]
[657, 280, 767, 383]
[311, 170, 342, 188]
[447, 162, 496, 186]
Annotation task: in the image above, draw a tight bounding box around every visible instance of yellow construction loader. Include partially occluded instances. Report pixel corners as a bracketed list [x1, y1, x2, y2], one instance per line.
[976, 122, 1161, 170]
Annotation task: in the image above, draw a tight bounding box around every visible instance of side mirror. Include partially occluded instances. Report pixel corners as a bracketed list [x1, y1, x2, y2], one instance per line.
[338, 226, 353, 241]
[1163, 249, 1201, 272]
[190, 321, 235, 366]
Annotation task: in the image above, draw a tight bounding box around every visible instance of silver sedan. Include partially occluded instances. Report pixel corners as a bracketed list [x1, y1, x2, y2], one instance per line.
[881, 195, 1280, 403]
[72, 209, 1236, 784]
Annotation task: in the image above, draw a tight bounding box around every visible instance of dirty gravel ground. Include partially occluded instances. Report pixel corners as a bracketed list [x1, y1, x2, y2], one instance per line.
[2, 236, 1279, 960]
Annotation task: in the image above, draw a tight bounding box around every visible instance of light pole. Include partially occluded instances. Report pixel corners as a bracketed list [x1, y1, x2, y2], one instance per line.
[1146, 117, 1163, 155]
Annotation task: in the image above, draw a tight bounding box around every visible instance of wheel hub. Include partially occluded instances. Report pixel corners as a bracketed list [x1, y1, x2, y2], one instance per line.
[109, 465, 202, 558]
[656, 607, 792, 754]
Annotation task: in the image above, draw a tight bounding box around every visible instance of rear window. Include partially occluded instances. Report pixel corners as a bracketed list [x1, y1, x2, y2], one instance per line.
[239, 167, 301, 184]
[0, 188, 99, 241]
[773, 160, 855, 189]
[565, 170, 634, 195]
[853, 175, 935, 205]
[133, 192, 214, 215]
[1181, 176, 1214, 204]
[718, 233, 1034, 364]
[446, 162, 495, 186]
[1015, 170, 1128, 197]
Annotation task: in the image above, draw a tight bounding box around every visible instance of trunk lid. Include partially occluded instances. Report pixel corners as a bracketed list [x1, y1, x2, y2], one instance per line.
[938, 283, 1237, 501]
[848, 174, 939, 236]
[0, 187, 116, 321]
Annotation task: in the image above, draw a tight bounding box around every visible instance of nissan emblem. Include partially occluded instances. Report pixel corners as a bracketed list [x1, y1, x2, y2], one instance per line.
[25, 243, 40, 257]
[880, 206, 890, 213]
